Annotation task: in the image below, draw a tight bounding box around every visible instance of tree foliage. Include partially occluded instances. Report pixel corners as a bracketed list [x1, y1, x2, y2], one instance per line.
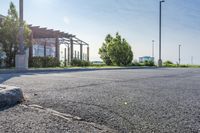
[99, 33, 133, 66]
[0, 2, 31, 67]
[98, 34, 113, 65]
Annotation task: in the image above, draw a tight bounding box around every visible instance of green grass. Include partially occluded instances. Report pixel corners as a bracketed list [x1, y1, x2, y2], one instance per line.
[1, 64, 200, 71]
[163, 64, 200, 68]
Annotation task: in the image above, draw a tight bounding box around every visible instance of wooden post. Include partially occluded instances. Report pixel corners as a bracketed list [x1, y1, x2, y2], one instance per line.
[64, 48, 67, 67]
[44, 41, 47, 57]
[44, 41, 47, 67]
[70, 38, 73, 61]
[55, 37, 59, 60]
[29, 32, 33, 61]
[87, 46, 89, 62]
[68, 44, 70, 65]
[80, 43, 83, 60]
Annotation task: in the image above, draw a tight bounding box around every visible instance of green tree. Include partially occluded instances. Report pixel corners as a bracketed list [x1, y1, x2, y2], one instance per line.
[107, 33, 133, 66]
[98, 34, 113, 65]
[0, 2, 31, 67]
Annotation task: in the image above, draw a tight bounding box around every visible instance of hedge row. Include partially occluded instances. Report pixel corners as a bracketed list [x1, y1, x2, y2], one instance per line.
[29, 57, 60, 68]
[71, 59, 90, 67]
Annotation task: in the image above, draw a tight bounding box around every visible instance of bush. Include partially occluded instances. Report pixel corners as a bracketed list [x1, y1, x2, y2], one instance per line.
[71, 59, 90, 67]
[163, 60, 174, 66]
[0, 50, 6, 68]
[180, 64, 189, 68]
[132, 60, 142, 66]
[90, 64, 106, 67]
[29, 56, 60, 68]
[144, 60, 155, 66]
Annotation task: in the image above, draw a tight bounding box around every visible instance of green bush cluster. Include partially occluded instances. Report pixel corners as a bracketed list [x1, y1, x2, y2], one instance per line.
[71, 59, 90, 67]
[163, 60, 177, 67]
[144, 60, 155, 66]
[132, 60, 155, 66]
[90, 64, 106, 67]
[163, 60, 174, 66]
[29, 56, 60, 68]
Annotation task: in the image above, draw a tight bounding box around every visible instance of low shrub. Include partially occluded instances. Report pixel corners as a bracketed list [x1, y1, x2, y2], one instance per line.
[0, 50, 6, 68]
[132, 61, 142, 66]
[71, 59, 90, 67]
[29, 56, 60, 68]
[144, 60, 155, 66]
[90, 64, 107, 67]
[180, 64, 189, 68]
[132, 60, 155, 66]
[163, 60, 174, 67]
[164, 64, 177, 67]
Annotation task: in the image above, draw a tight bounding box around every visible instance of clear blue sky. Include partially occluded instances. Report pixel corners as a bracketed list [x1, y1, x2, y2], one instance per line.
[1, 0, 200, 64]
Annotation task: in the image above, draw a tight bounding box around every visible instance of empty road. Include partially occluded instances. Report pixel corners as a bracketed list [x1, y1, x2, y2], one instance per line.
[0, 68, 200, 133]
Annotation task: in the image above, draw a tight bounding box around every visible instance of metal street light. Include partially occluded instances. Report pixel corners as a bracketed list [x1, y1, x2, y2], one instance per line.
[191, 56, 193, 65]
[19, 0, 24, 54]
[16, 0, 28, 70]
[152, 40, 155, 59]
[158, 0, 165, 67]
[178, 44, 181, 65]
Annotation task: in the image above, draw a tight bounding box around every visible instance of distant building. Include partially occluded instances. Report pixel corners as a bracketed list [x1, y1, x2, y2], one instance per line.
[91, 61, 104, 65]
[139, 56, 154, 63]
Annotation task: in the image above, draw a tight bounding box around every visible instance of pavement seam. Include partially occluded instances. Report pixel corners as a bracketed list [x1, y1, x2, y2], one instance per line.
[21, 104, 118, 133]
[65, 100, 136, 130]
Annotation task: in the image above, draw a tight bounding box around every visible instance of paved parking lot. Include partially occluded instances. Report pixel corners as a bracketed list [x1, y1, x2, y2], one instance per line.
[0, 68, 200, 132]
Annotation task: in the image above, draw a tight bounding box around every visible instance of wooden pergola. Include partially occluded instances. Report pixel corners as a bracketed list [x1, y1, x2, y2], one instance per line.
[29, 25, 90, 65]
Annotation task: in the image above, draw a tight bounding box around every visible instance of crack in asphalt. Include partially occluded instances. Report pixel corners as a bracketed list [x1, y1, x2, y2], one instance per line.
[65, 83, 102, 90]
[21, 104, 118, 133]
[65, 100, 136, 131]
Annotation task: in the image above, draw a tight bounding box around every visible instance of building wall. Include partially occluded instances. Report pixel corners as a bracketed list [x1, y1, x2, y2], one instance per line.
[139, 56, 154, 63]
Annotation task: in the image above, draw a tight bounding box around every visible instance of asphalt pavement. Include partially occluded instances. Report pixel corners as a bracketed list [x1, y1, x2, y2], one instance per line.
[0, 68, 200, 133]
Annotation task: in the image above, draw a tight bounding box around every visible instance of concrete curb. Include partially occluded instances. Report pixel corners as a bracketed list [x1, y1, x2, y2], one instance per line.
[0, 85, 24, 109]
[0, 66, 158, 74]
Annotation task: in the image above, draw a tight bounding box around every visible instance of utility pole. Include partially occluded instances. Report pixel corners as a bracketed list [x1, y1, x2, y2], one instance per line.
[152, 40, 155, 60]
[19, 0, 24, 54]
[16, 0, 28, 70]
[158, 0, 165, 67]
[178, 44, 181, 65]
[191, 56, 193, 65]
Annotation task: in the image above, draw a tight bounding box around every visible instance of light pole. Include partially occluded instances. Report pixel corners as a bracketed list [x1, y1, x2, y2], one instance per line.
[191, 56, 193, 65]
[16, 0, 28, 70]
[19, 0, 24, 54]
[178, 44, 181, 65]
[158, 0, 165, 67]
[152, 40, 155, 60]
